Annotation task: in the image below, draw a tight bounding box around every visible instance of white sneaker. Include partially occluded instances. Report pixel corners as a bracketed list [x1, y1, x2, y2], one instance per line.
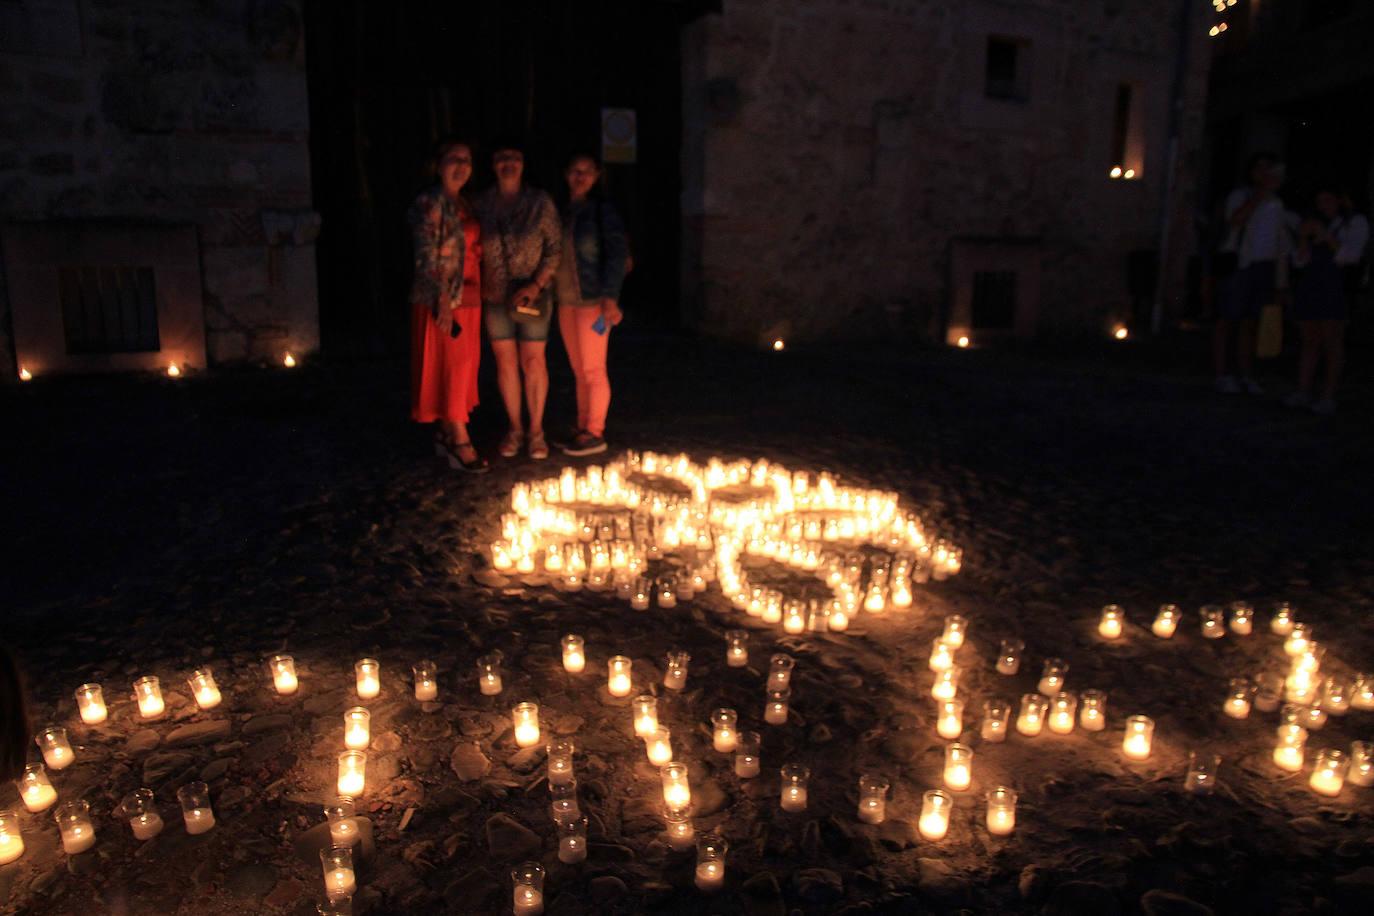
[1283, 392, 1311, 409]
[1241, 378, 1264, 395]
[1311, 398, 1336, 415]
[1215, 376, 1241, 394]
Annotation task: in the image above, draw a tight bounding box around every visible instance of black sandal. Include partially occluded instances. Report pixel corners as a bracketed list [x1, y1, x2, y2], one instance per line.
[446, 441, 490, 474]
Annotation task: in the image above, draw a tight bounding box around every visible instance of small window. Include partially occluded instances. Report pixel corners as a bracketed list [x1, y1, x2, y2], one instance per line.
[985, 36, 1030, 102]
[972, 270, 1017, 329]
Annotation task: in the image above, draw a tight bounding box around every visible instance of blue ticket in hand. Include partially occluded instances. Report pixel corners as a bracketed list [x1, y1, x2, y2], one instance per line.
[592, 314, 607, 335]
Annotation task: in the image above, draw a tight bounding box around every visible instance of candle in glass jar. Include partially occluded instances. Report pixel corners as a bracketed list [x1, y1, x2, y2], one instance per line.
[734, 731, 761, 778]
[74, 683, 107, 725]
[768, 654, 796, 690]
[986, 785, 1016, 836]
[18, 764, 57, 812]
[931, 667, 960, 702]
[1184, 751, 1219, 795]
[177, 782, 216, 835]
[337, 750, 366, 796]
[559, 634, 586, 674]
[557, 815, 588, 864]
[1222, 679, 1252, 719]
[322, 847, 357, 902]
[343, 707, 370, 750]
[1080, 689, 1107, 731]
[326, 799, 359, 847]
[1272, 724, 1307, 772]
[36, 725, 74, 770]
[857, 773, 889, 824]
[1229, 602, 1254, 635]
[661, 762, 691, 809]
[828, 603, 850, 631]
[941, 615, 968, 648]
[1254, 673, 1283, 712]
[1200, 605, 1225, 639]
[1284, 623, 1312, 657]
[1321, 676, 1350, 716]
[605, 655, 633, 697]
[54, 800, 96, 854]
[765, 688, 791, 726]
[944, 743, 973, 791]
[632, 695, 659, 738]
[779, 763, 810, 812]
[1347, 741, 1373, 787]
[549, 778, 580, 823]
[1037, 659, 1067, 697]
[937, 698, 965, 739]
[0, 809, 25, 865]
[725, 630, 749, 667]
[123, 789, 163, 840]
[996, 639, 1023, 675]
[918, 789, 952, 840]
[657, 578, 677, 609]
[354, 658, 380, 699]
[1355, 674, 1374, 710]
[413, 660, 438, 701]
[645, 726, 674, 766]
[512, 702, 541, 748]
[133, 676, 165, 718]
[270, 655, 298, 695]
[981, 699, 1009, 742]
[663, 804, 695, 850]
[1152, 604, 1181, 638]
[1048, 692, 1077, 734]
[1271, 603, 1296, 635]
[711, 708, 738, 752]
[1122, 715, 1155, 760]
[631, 578, 651, 611]
[929, 639, 956, 673]
[1309, 748, 1347, 796]
[547, 740, 576, 786]
[783, 600, 806, 634]
[663, 651, 690, 690]
[694, 835, 728, 892]
[1098, 605, 1124, 639]
[1016, 694, 1047, 737]
[477, 654, 503, 696]
[187, 668, 222, 710]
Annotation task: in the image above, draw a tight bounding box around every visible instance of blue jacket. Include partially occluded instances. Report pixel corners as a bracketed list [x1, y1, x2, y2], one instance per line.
[565, 199, 629, 301]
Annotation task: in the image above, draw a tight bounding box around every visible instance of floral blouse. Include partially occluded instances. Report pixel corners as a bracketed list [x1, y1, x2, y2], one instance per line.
[474, 186, 561, 304]
[408, 186, 478, 313]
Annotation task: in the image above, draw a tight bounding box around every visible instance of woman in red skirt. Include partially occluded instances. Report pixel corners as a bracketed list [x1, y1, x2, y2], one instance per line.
[409, 137, 489, 472]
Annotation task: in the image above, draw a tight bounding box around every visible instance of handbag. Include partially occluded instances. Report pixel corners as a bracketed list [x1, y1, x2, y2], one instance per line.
[497, 203, 552, 324]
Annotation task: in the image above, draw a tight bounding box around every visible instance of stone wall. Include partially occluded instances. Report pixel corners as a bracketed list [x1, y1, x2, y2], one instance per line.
[681, 0, 1212, 345]
[0, 0, 318, 375]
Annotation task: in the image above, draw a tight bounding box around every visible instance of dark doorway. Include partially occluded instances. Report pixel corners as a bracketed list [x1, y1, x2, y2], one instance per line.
[303, 0, 712, 357]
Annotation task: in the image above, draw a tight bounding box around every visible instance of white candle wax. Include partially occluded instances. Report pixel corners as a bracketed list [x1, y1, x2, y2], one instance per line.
[1223, 697, 1251, 719]
[514, 723, 541, 748]
[713, 728, 737, 753]
[727, 647, 748, 667]
[634, 713, 658, 739]
[938, 713, 963, 740]
[663, 783, 690, 810]
[0, 831, 23, 865]
[735, 755, 761, 778]
[1152, 617, 1178, 638]
[765, 703, 788, 726]
[329, 818, 359, 847]
[60, 823, 96, 854]
[663, 670, 687, 691]
[42, 745, 72, 771]
[944, 763, 971, 791]
[996, 656, 1019, 675]
[987, 807, 1015, 836]
[273, 670, 298, 695]
[918, 811, 949, 840]
[183, 807, 215, 835]
[558, 835, 587, 864]
[858, 798, 886, 824]
[338, 769, 365, 797]
[22, 784, 58, 813]
[1098, 618, 1123, 639]
[980, 719, 1006, 742]
[563, 650, 585, 674]
[1036, 677, 1061, 696]
[131, 812, 164, 840]
[829, 610, 849, 631]
[356, 676, 379, 700]
[480, 674, 503, 696]
[1048, 711, 1074, 735]
[1231, 618, 1252, 635]
[194, 686, 222, 709]
[1015, 713, 1042, 737]
[647, 739, 673, 767]
[780, 787, 807, 812]
[631, 594, 650, 610]
[1122, 734, 1151, 760]
[666, 822, 695, 851]
[345, 724, 370, 751]
[1080, 709, 1105, 731]
[415, 680, 438, 701]
[609, 674, 632, 697]
[138, 694, 165, 718]
[694, 861, 725, 892]
[77, 696, 107, 724]
[1309, 768, 1343, 797]
[1273, 745, 1304, 772]
[326, 867, 357, 901]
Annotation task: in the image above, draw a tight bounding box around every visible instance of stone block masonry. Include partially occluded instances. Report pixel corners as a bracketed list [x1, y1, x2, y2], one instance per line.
[0, 0, 319, 373]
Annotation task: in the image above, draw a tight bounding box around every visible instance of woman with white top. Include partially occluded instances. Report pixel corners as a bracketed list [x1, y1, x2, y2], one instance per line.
[1286, 188, 1368, 414]
[1214, 154, 1290, 394]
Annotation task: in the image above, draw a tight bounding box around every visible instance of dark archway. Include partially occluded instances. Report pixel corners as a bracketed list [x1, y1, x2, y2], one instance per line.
[303, 0, 715, 357]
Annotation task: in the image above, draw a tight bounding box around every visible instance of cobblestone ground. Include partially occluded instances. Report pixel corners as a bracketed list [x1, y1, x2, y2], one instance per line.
[2, 334, 1372, 915]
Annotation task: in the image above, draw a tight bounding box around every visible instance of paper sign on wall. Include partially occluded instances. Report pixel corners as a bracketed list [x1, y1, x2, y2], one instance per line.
[601, 108, 637, 164]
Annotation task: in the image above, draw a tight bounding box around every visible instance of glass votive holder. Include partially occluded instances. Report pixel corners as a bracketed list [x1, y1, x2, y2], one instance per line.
[1036, 659, 1067, 697]
[661, 761, 691, 809]
[711, 709, 738, 752]
[828, 600, 850, 631]
[1199, 605, 1225, 639]
[123, 788, 163, 840]
[18, 763, 57, 812]
[1285, 666, 1320, 705]
[1351, 673, 1374, 710]
[944, 743, 974, 791]
[1184, 751, 1220, 794]
[725, 630, 750, 667]
[1223, 678, 1252, 719]
[560, 634, 586, 674]
[188, 668, 222, 710]
[929, 638, 956, 673]
[1098, 605, 1125, 639]
[54, 799, 96, 854]
[630, 577, 651, 611]
[477, 653, 503, 696]
[512, 702, 541, 748]
[1254, 673, 1283, 712]
[764, 688, 791, 726]
[74, 683, 107, 725]
[632, 695, 659, 738]
[663, 803, 695, 851]
[1297, 703, 1328, 731]
[694, 834, 728, 893]
[1047, 692, 1077, 734]
[36, 725, 74, 770]
[322, 846, 357, 902]
[663, 651, 690, 690]
[413, 660, 438, 701]
[931, 667, 961, 701]
[929, 694, 964, 739]
[607, 655, 633, 697]
[337, 750, 366, 796]
[734, 731, 761, 778]
[783, 599, 807, 634]
[768, 653, 796, 690]
[177, 781, 216, 835]
[656, 577, 677, 609]
[981, 699, 1010, 742]
[1273, 723, 1308, 772]
[549, 779, 580, 822]
[133, 675, 165, 719]
[343, 707, 371, 750]
[941, 615, 968, 648]
[354, 658, 380, 700]
[918, 789, 952, 840]
[270, 654, 299, 695]
[1309, 748, 1347, 797]
[547, 740, 576, 787]
[1321, 676, 1351, 715]
[1122, 715, 1155, 760]
[973, 786, 1014, 840]
[857, 774, 889, 824]
[0, 809, 25, 865]
[1271, 603, 1296, 635]
[645, 727, 673, 766]
[1016, 694, 1047, 737]
[996, 639, 1024, 675]
[1079, 689, 1107, 731]
[1229, 602, 1254, 635]
[325, 798, 359, 847]
[556, 814, 588, 864]
[1284, 622, 1313, 657]
[1152, 604, 1181, 638]
[1348, 741, 1374, 787]
[779, 763, 810, 812]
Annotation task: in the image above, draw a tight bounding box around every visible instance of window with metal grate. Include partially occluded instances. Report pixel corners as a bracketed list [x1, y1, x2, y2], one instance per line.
[58, 266, 161, 355]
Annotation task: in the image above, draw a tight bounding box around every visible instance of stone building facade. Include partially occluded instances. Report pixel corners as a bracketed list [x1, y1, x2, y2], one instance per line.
[0, 0, 318, 380]
[680, 0, 1213, 346]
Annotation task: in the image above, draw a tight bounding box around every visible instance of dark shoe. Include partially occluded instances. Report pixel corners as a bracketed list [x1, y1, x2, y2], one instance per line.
[562, 432, 608, 457]
[446, 441, 490, 474]
[548, 427, 581, 450]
